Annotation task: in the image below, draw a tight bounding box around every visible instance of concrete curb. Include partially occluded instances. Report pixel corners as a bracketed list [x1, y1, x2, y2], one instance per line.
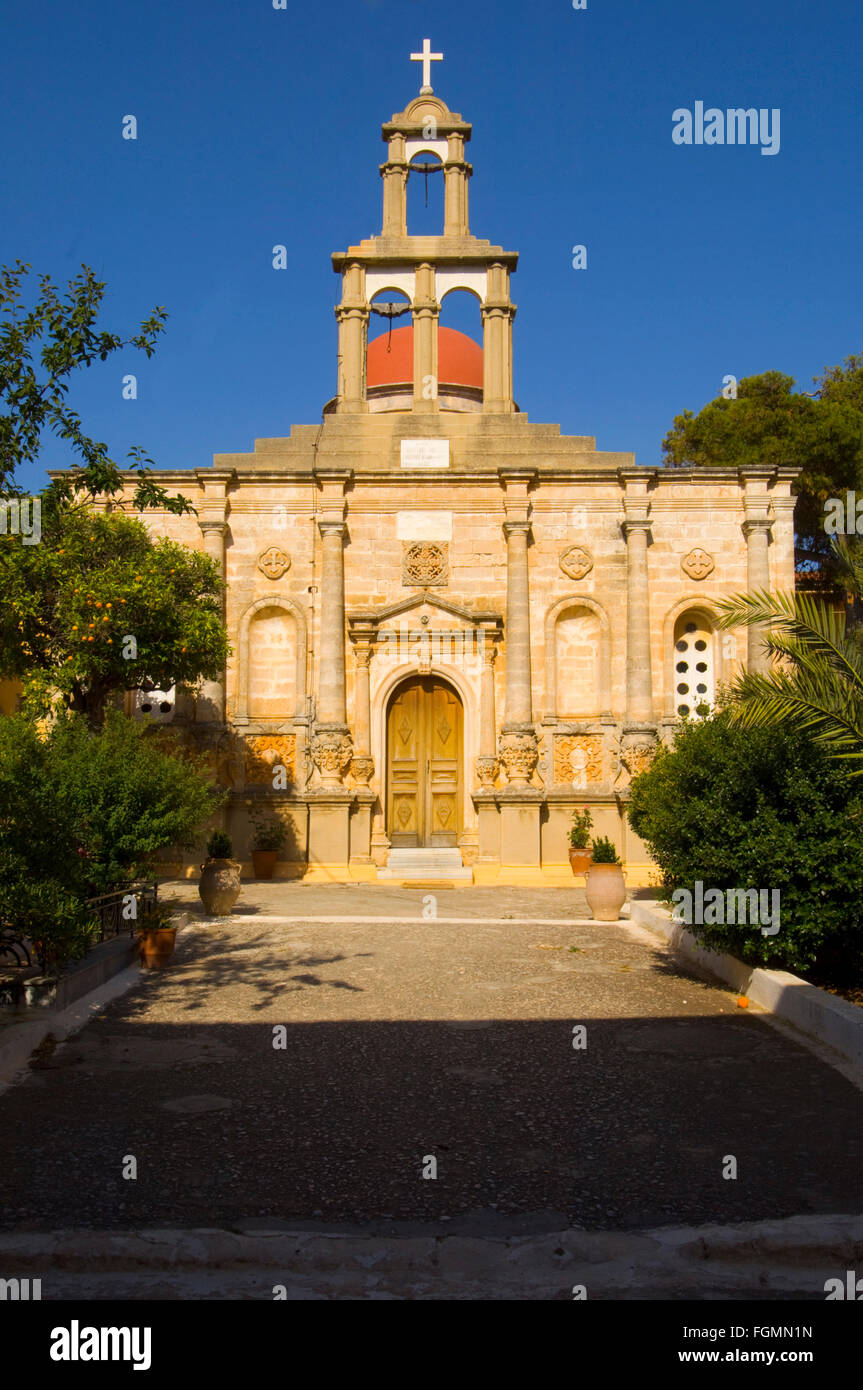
[1, 1212, 860, 1299]
[632, 900, 863, 1068]
[0, 918, 191, 1093]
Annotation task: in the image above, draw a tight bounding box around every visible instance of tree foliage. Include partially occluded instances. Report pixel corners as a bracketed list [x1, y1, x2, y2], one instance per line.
[0, 715, 95, 967]
[662, 362, 863, 586]
[48, 711, 226, 892]
[715, 538, 863, 772]
[0, 500, 228, 726]
[0, 259, 191, 513]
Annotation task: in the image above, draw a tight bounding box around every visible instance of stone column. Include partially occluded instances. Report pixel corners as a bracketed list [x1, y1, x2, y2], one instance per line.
[335, 263, 368, 415]
[317, 520, 347, 727]
[743, 516, 773, 675]
[412, 263, 439, 412]
[312, 475, 352, 787]
[499, 474, 538, 786]
[621, 483, 654, 725]
[350, 637, 375, 786]
[195, 472, 232, 723]
[380, 134, 407, 236]
[741, 470, 775, 677]
[475, 628, 498, 787]
[482, 264, 515, 414]
[444, 133, 471, 236]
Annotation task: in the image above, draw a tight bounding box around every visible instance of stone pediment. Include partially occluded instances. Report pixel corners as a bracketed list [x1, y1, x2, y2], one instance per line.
[349, 590, 500, 632]
[382, 95, 470, 137]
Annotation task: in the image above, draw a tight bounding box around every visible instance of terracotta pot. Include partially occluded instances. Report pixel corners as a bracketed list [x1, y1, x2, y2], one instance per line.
[138, 926, 177, 969]
[252, 848, 278, 880]
[568, 846, 593, 876]
[585, 863, 627, 922]
[198, 858, 242, 917]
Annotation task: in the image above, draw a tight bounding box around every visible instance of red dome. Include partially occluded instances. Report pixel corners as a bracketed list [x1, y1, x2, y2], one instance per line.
[367, 325, 483, 390]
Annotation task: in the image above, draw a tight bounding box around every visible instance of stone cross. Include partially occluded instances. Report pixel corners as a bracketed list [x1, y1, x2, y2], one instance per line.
[410, 39, 443, 94]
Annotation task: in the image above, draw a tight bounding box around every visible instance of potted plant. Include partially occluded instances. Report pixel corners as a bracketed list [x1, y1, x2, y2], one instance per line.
[137, 900, 180, 970]
[198, 831, 242, 917]
[250, 813, 288, 880]
[585, 836, 627, 921]
[568, 808, 594, 876]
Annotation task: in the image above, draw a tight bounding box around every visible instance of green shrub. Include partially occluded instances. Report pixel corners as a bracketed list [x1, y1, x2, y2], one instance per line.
[590, 835, 620, 864]
[250, 814, 288, 852]
[0, 716, 95, 967]
[0, 711, 223, 965]
[627, 711, 863, 972]
[569, 808, 593, 848]
[48, 710, 225, 890]
[206, 831, 233, 860]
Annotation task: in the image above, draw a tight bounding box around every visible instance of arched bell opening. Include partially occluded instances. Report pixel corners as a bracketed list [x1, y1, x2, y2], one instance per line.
[406, 152, 444, 235]
[437, 287, 484, 411]
[367, 290, 412, 412]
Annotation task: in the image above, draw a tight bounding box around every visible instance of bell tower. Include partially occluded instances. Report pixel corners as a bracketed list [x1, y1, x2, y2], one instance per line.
[331, 41, 518, 416]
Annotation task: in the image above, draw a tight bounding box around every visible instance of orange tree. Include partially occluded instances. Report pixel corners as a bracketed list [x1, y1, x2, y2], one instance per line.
[0, 498, 228, 727]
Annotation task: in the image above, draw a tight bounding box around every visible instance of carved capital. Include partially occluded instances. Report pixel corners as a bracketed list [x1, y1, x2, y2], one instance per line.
[499, 730, 539, 787]
[311, 728, 353, 788]
[613, 731, 658, 791]
[742, 517, 773, 538]
[350, 753, 375, 786]
[475, 755, 499, 788]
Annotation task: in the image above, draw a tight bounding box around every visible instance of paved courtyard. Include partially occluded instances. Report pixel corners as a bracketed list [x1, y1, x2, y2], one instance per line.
[1, 884, 862, 1296]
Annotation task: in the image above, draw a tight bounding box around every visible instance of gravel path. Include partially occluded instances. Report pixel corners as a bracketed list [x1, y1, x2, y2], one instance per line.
[1, 886, 861, 1242]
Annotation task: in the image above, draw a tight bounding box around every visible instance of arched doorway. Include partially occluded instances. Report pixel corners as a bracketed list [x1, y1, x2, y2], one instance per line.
[386, 675, 463, 847]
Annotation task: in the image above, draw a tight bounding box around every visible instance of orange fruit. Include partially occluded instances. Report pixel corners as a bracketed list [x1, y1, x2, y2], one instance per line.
[737, 996, 749, 1009]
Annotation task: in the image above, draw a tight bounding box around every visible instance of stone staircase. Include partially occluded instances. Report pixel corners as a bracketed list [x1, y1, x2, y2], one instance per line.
[377, 848, 473, 883]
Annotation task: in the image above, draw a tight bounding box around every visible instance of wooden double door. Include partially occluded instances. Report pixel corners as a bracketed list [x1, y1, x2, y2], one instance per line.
[386, 677, 463, 847]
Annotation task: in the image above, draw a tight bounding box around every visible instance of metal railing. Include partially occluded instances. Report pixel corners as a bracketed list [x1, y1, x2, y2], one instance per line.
[87, 880, 159, 943]
[0, 880, 159, 975]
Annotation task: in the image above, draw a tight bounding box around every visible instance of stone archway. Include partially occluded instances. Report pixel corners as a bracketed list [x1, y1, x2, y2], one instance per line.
[386, 674, 463, 848]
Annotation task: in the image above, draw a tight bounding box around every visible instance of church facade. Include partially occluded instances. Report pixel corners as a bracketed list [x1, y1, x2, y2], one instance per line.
[111, 66, 797, 885]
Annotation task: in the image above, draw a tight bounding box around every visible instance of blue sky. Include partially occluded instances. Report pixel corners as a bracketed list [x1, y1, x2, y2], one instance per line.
[3, 0, 862, 493]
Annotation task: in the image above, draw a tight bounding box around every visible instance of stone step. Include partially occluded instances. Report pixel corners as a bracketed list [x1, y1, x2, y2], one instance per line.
[378, 848, 473, 881]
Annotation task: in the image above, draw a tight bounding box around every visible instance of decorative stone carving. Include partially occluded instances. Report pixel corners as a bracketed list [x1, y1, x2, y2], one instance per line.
[350, 753, 375, 786]
[402, 541, 448, 586]
[244, 735, 296, 786]
[475, 755, 499, 788]
[681, 547, 715, 581]
[499, 730, 539, 786]
[553, 734, 603, 788]
[258, 546, 292, 580]
[613, 732, 658, 790]
[559, 545, 594, 581]
[311, 728, 353, 787]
